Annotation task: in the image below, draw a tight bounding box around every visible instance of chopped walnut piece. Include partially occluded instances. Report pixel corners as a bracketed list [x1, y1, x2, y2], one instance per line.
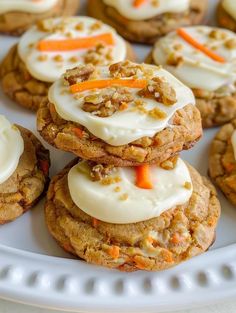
[224, 38, 236, 49]
[209, 29, 227, 40]
[160, 155, 178, 170]
[90, 163, 115, 181]
[63, 64, 95, 85]
[184, 181, 192, 190]
[37, 55, 48, 62]
[151, 0, 159, 7]
[138, 77, 177, 106]
[75, 22, 84, 31]
[53, 55, 63, 62]
[84, 43, 113, 66]
[114, 186, 121, 192]
[101, 176, 121, 185]
[173, 43, 183, 51]
[109, 61, 142, 78]
[82, 88, 134, 117]
[148, 108, 167, 119]
[90, 21, 103, 31]
[166, 52, 183, 66]
[37, 19, 54, 32]
[69, 56, 79, 63]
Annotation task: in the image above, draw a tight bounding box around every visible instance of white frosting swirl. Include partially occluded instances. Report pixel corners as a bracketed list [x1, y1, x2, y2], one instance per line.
[222, 0, 236, 21]
[103, 0, 190, 21]
[152, 26, 236, 92]
[0, 116, 24, 184]
[68, 159, 192, 224]
[0, 0, 58, 14]
[18, 17, 127, 83]
[49, 64, 195, 146]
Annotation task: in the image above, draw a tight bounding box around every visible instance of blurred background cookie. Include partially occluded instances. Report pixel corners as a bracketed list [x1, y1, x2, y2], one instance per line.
[0, 16, 135, 111]
[209, 119, 236, 206]
[0, 115, 50, 224]
[0, 0, 80, 36]
[88, 0, 208, 44]
[147, 26, 236, 128]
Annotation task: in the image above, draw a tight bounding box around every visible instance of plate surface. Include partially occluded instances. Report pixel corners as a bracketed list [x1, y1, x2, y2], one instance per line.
[0, 0, 236, 312]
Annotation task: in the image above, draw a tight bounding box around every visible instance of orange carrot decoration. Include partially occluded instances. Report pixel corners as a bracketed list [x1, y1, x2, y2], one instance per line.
[133, 0, 147, 8]
[73, 128, 84, 139]
[177, 28, 226, 63]
[70, 79, 147, 93]
[92, 218, 99, 228]
[108, 246, 120, 259]
[135, 164, 153, 189]
[37, 33, 115, 52]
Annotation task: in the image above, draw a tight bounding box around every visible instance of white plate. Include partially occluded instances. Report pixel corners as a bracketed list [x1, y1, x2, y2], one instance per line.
[0, 0, 236, 312]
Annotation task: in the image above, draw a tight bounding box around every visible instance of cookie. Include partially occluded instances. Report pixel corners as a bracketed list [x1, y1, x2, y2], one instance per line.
[209, 119, 236, 206]
[0, 115, 50, 224]
[45, 158, 220, 272]
[147, 26, 236, 128]
[0, 0, 80, 36]
[87, 0, 207, 44]
[217, 0, 236, 32]
[0, 17, 135, 111]
[37, 61, 202, 166]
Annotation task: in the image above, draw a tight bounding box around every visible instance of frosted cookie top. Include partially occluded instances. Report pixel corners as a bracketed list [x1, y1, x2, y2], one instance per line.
[222, 0, 236, 21]
[0, 0, 58, 14]
[152, 26, 236, 92]
[68, 158, 193, 224]
[49, 61, 195, 146]
[0, 115, 24, 184]
[18, 17, 127, 83]
[103, 0, 190, 21]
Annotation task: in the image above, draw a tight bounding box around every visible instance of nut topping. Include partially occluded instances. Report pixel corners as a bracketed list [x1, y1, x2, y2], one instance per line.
[138, 77, 177, 106]
[82, 88, 134, 117]
[63, 64, 95, 85]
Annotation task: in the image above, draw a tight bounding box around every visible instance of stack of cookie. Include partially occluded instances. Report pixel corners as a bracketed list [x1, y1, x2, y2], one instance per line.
[37, 60, 221, 271]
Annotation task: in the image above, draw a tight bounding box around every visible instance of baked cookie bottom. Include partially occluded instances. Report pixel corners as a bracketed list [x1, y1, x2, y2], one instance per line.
[0, 126, 50, 224]
[0, 43, 136, 111]
[209, 119, 236, 206]
[0, 0, 80, 36]
[37, 99, 202, 166]
[45, 159, 220, 272]
[145, 53, 236, 128]
[87, 0, 207, 44]
[217, 1, 236, 32]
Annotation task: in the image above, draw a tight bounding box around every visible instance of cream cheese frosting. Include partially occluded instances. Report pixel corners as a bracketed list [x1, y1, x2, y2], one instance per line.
[18, 17, 127, 83]
[68, 159, 193, 224]
[49, 63, 195, 146]
[222, 0, 236, 22]
[152, 26, 236, 92]
[103, 0, 190, 21]
[0, 115, 24, 184]
[0, 0, 58, 14]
